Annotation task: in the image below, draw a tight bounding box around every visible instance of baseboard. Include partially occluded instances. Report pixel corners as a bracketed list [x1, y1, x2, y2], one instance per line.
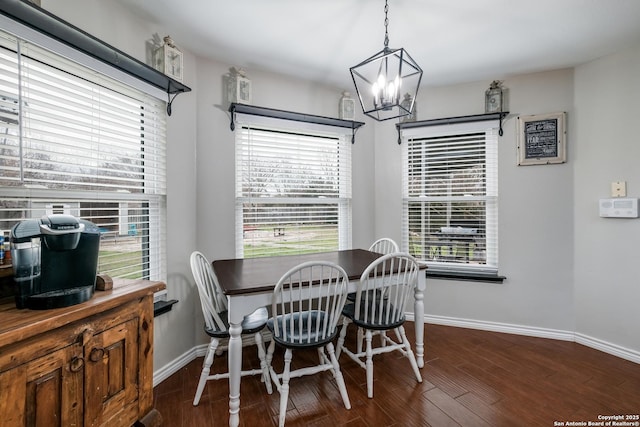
[575, 332, 640, 364]
[153, 344, 208, 387]
[154, 315, 639, 385]
[414, 313, 575, 341]
[406, 313, 640, 364]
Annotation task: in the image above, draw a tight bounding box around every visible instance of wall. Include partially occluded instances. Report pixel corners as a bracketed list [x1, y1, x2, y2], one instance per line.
[44, 0, 376, 377]
[574, 43, 640, 355]
[193, 62, 376, 262]
[36, 1, 640, 379]
[373, 71, 577, 335]
[186, 59, 377, 365]
[43, 0, 200, 373]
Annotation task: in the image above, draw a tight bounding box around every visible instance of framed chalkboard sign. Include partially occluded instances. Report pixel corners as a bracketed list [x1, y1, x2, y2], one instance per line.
[517, 112, 566, 165]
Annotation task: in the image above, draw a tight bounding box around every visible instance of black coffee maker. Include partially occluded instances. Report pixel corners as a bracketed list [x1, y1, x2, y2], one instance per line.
[11, 214, 101, 309]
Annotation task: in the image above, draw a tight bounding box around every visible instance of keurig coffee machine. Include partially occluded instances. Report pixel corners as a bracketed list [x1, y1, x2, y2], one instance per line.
[11, 214, 101, 309]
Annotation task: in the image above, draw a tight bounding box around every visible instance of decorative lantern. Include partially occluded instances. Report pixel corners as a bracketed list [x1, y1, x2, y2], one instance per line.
[400, 93, 417, 122]
[485, 80, 503, 113]
[154, 36, 183, 82]
[339, 91, 356, 120]
[228, 67, 252, 105]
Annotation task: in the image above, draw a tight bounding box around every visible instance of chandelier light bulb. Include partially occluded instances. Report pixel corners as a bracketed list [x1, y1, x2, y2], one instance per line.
[373, 74, 402, 109]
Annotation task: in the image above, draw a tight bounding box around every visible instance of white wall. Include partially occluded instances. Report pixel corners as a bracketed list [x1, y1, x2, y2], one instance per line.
[44, 0, 376, 373]
[193, 61, 376, 261]
[37, 1, 640, 376]
[189, 59, 377, 358]
[374, 71, 576, 334]
[574, 43, 640, 354]
[43, 0, 200, 371]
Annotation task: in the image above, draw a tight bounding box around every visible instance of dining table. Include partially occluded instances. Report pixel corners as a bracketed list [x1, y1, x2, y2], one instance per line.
[212, 248, 427, 427]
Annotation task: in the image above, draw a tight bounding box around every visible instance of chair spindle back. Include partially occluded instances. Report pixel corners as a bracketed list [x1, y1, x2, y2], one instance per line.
[271, 261, 349, 346]
[354, 252, 419, 327]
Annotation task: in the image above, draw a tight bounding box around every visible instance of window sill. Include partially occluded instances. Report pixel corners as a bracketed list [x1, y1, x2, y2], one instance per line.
[425, 269, 506, 283]
[154, 299, 178, 317]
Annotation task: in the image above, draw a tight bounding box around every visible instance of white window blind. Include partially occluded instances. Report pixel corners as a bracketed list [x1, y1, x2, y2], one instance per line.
[401, 121, 498, 273]
[235, 117, 352, 258]
[0, 29, 167, 281]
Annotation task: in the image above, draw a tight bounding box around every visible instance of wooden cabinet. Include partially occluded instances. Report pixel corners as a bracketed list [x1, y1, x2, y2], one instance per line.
[0, 279, 165, 427]
[1, 342, 84, 426]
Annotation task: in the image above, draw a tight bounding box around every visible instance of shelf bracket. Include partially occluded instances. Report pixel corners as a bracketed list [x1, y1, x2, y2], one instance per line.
[166, 90, 180, 116]
[230, 103, 237, 131]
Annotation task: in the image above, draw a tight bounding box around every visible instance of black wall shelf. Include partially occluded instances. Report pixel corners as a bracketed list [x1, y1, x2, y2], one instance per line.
[0, 0, 191, 115]
[396, 112, 509, 143]
[229, 103, 365, 143]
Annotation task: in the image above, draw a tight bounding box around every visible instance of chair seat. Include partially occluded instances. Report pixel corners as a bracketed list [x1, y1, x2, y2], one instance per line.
[342, 301, 405, 331]
[204, 306, 269, 338]
[267, 310, 337, 348]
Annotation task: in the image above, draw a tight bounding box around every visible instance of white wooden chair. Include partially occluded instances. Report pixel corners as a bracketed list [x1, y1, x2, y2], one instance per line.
[189, 251, 272, 406]
[350, 237, 400, 351]
[348, 237, 399, 302]
[368, 237, 399, 255]
[266, 261, 351, 427]
[336, 252, 422, 398]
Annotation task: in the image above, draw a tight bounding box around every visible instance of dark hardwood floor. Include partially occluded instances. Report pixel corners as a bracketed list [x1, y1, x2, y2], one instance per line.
[153, 323, 640, 426]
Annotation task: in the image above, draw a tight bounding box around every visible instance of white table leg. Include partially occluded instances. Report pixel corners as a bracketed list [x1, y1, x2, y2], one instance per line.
[228, 322, 243, 427]
[413, 284, 425, 368]
[225, 293, 270, 426]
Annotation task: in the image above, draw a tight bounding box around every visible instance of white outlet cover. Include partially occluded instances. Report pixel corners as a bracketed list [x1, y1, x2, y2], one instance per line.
[611, 181, 627, 197]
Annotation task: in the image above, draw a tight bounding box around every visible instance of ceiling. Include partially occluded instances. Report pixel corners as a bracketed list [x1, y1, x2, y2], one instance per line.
[115, 0, 640, 89]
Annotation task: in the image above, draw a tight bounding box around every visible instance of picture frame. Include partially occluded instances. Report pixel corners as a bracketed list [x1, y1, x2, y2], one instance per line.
[517, 112, 566, 166]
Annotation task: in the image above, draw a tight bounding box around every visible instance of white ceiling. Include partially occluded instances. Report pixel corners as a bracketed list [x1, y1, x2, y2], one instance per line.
[115, 0, 640, 89]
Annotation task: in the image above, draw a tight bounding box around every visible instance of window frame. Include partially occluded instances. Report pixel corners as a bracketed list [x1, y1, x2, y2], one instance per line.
[400, 117, 502, 279]
[0, 28, 167, 282]
[233, 112, 353, 259]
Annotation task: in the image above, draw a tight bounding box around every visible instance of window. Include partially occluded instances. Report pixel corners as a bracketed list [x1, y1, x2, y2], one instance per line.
[401, 120, 498, 274]
[234, 115, 352, 258]
[0, 29, 167, 281]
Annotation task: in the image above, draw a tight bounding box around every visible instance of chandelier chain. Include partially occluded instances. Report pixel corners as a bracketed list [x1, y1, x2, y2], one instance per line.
[383, 0, 389, 48]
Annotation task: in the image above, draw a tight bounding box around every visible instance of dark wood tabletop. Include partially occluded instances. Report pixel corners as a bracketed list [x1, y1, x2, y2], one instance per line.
[212, 249, 384, 296]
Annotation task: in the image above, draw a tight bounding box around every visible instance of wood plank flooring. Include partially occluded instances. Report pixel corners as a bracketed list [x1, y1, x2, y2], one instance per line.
[153, 323, 640, 426]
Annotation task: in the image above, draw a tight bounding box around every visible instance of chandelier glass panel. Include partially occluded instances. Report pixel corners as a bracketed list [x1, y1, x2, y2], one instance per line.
[350, 0, 423, 121]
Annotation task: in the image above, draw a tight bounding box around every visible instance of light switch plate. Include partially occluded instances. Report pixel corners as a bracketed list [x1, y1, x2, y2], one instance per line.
[611, 181, 627, 197]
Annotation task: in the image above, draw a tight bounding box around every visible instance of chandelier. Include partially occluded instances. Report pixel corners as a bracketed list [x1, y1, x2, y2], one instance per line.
[350, 0, 423, 121]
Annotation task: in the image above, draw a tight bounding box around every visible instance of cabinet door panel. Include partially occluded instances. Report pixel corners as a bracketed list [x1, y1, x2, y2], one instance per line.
[0, 367, 27, 426]
[85, 317, 139, 427]
[0, 344, 83, 427]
